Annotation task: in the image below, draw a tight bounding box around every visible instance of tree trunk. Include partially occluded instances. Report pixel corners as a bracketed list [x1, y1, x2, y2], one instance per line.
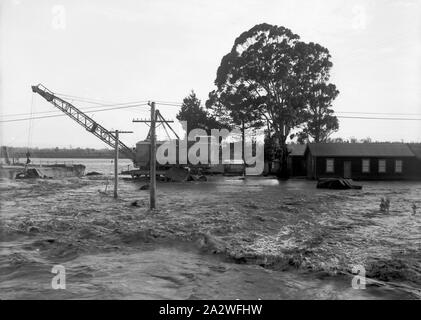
[277, 144, 289, 180]
[273, 131, 289, 180]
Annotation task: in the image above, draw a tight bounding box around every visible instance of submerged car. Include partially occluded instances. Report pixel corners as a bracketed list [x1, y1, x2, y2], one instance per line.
[316, 178, 362, 190]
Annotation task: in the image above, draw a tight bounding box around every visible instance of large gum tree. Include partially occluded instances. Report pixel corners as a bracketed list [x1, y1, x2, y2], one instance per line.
[206, 23, 338, 178]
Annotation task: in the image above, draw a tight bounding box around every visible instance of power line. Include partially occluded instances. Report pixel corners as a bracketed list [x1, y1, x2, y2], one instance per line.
[156, 103, 421, 117]
[1, 100, 179, 118]
[0, 101, 150, 118]
[155, 102, 183, 107]
[1, 98, 189, 121]
[56, 96, 150, 108]
[4, 106, 420, 118]
[336, 111, 421, 116]
[50, 91, 150, 108]
[5, 90, 420, 123]
[337, 116, 421, 120]
[0, 103, 149, 123]
[54, 92, 119, 105]
[5, 109, 420, 122]
[55, 93, 180, 107]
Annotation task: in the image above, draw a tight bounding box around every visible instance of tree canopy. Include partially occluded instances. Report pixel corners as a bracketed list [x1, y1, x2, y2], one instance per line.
[176, 90, 224, 135]
[296, 83, 339, 143]
[206, 23, 339, 177]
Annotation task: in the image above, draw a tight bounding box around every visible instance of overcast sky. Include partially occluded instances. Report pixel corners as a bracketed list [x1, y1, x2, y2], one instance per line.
[1, 0, 420, 148]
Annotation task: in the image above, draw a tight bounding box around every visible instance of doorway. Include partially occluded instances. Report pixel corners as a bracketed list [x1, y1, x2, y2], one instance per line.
[344, 161, 352, 178]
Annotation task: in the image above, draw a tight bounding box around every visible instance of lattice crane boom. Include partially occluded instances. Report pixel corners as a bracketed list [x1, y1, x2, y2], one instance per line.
[31, 84, 136, 161]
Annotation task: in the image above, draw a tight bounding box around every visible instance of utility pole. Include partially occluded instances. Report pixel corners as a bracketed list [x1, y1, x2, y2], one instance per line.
[242, 119, 246, 177]
[114, 130, 119, 199]
[113, 130, 133, 199]
[149, 102, 157, 209]
[240, 111, 246, 178]
[133, 102, 174, 210]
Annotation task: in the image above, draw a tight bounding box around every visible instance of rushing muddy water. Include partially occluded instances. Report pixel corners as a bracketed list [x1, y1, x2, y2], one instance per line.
[1, 159, 420, 299]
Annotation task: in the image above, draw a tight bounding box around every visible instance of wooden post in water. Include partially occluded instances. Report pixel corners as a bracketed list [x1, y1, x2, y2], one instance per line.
[149, 102, 156, 209]
[113, 130, 133, 199]
[242, 119, 246, 178]
[114, 130, 119, 199]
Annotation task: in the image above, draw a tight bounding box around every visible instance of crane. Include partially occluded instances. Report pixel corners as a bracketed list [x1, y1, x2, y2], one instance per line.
[31, 84, 210, 182]
[31, 84, 137, 162]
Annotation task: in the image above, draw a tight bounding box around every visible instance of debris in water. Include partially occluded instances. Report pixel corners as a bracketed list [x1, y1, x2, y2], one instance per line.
[130, 200, 141, 207]
[165, 167, 190, 182]
[27, 226, 40, 233]
[86, 171, 103, 176]
[73, 211, 86, 218]
[188, 174, 207, 182]
[380, 197, 390, 213]
[139, 184, 150, 190]
[98, 179, 110, 194]
[16, 168, 52, 179]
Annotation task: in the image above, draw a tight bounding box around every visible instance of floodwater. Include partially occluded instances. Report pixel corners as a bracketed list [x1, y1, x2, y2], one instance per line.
[1, 159, 420, 299]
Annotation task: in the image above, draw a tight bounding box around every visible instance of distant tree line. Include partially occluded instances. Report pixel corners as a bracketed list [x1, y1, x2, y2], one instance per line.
[0, 147, 131, 159]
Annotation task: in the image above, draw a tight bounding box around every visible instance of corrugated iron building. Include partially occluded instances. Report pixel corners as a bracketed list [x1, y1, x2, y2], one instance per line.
[304, 143, 420, 180]
[407, 143, 421, 178]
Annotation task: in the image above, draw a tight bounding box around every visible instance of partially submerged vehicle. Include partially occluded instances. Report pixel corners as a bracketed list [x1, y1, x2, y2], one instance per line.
[15, 164, 85, 179]
[0, 163, 86, 179]
[1, 147, 85, 179]
[316, 178, 362, 190]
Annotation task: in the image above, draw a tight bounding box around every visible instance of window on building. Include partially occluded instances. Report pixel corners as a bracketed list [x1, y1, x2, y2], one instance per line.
[362, 159, 370, 173]
[326, 159, 334, 173]
[378, 159, 386, 173]
[395, 160, 402, 173]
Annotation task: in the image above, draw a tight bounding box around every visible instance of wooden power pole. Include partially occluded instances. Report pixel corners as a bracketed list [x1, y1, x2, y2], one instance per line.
[149, 102, 157, 209]
[133, 102, 174, 210]
[113, 130, 133, 199]
[242, 119, 246, 178]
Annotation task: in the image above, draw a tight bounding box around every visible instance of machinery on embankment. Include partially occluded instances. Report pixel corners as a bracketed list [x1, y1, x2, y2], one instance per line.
[31, 84, 218, 181]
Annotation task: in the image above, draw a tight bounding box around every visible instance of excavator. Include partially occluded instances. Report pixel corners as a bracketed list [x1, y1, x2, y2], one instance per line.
[31, 84, 211, 181]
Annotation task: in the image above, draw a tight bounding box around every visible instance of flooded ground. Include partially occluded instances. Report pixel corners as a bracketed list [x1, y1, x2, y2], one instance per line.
[0, 160, 420, 299]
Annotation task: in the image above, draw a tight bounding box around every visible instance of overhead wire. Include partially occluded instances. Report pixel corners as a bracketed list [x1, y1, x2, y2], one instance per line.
[0, 94, 182, 118]
[27, 94, 35, 149]
[3, 92, 420, 123]
[337, 116, 421, 120]
[54, 92, 119, 105]
[0, 99, 152, 118]
[336, 111, 421, 116]
[0, 103, 149, 123]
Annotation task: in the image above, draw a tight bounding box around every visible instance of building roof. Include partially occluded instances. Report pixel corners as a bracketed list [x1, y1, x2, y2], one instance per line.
[407, 143, 421, 159]
[288, 144, 306, 156]
[306, 143, 415, 157]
